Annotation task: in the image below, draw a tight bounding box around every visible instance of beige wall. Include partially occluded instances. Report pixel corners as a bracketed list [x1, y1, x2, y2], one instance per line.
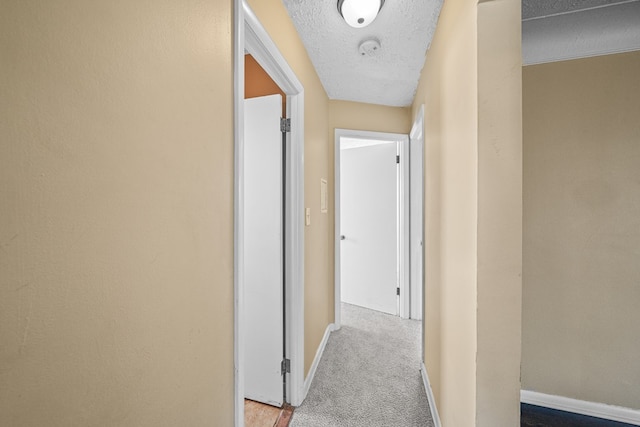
[523, 51, 640, 409]
[329, 100, 411, 135]
[0, 1, 234, 426]
[246, 0, 334, 377]
[476, 1, 523, 425]
[411, 0, 522, 425]
[411, 0, 478, 424]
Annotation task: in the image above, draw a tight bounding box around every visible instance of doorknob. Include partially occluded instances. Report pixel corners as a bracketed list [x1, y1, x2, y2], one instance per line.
[340, 235, 346, 240]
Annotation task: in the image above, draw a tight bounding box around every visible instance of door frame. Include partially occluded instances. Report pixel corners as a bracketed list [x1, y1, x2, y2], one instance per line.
[334, 129, 410, 328]
[409, 105, 425, 321]
[410, 105, 426, 355]
[234, 1, 305, 425]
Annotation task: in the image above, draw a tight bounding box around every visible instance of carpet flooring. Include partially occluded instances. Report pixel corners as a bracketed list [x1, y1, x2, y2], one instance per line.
[290, 303, 434, 427]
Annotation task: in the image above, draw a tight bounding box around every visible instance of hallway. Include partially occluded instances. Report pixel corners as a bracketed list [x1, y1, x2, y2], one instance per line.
[290, 304, 433, 427]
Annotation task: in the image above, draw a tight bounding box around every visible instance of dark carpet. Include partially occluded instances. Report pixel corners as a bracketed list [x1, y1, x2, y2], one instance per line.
[522, 404, 639, 427]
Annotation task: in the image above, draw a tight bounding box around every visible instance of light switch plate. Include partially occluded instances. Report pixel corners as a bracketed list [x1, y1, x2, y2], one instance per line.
[305, 208, 311, 226]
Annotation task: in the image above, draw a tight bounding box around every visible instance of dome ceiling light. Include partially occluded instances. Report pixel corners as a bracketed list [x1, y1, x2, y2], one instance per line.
[337, 0, 385, 29]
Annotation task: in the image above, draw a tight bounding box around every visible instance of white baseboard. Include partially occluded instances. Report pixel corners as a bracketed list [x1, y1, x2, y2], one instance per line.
[421, 363, 442, 427]
[521, 390, 640, 425]
[302, 323, 336, 401]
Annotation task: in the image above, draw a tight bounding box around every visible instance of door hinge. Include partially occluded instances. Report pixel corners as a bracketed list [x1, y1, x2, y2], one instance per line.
[280, 118, 291, 133]
[396, 155, 400, 164]
[281, 358, 290, 375]
[396, 287, 400, 296]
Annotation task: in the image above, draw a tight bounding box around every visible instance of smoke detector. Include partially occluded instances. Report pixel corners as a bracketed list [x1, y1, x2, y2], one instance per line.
[358, 38, 381, 57]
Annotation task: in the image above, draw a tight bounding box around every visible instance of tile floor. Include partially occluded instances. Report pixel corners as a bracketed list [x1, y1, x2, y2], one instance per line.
[244, 399, 293, 427]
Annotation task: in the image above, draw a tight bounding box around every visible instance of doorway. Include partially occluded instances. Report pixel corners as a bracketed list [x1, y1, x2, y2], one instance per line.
[244, 32, 290, 411]
[243, 93, 284, 407]
[334, 129, 411, 327]
[340, 138, 399, 315]
[234, 1, 305, 426]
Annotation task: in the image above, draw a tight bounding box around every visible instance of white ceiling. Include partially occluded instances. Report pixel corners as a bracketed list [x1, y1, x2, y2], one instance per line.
[523, 0, 632, 19]
[282, 0, 443, 107]
[523, 0, 640, 65]
[282, 0, 640, 107]
[341, 137, 395, 150]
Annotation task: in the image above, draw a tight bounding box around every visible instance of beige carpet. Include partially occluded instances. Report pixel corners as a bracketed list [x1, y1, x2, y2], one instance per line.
[290, 303, 434, 427]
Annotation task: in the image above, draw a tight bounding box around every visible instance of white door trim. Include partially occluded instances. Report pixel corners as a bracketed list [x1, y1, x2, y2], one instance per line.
[234, 2, 305, 425]
[334, 129, 410, 327]
[410, 105, 425, 357]
[398, 134, 410, 319]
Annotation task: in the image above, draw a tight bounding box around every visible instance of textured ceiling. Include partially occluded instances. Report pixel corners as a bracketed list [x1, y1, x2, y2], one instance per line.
[281, 0, 639, 106]
[283, 0, 443, 107]
[522, 0, 632, 20]
[522, 0, 640, 64]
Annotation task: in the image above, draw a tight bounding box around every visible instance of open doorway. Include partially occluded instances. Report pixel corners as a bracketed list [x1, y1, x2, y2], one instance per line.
[334, 129, 413, 326]
[243, 89, 285, 408]
[339, 138, 400, 315]
[234, 1, 305, 426]
[330, 128, 427, 422]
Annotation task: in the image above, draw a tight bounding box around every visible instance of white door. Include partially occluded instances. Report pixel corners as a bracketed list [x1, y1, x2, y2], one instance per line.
[244, 94, 283, 407]
[340, 141, 398, 315]
[409, 129, 424, 320]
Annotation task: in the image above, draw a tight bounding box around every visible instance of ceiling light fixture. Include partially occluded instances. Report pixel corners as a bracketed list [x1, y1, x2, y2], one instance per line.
[337, 0, 385, 29]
